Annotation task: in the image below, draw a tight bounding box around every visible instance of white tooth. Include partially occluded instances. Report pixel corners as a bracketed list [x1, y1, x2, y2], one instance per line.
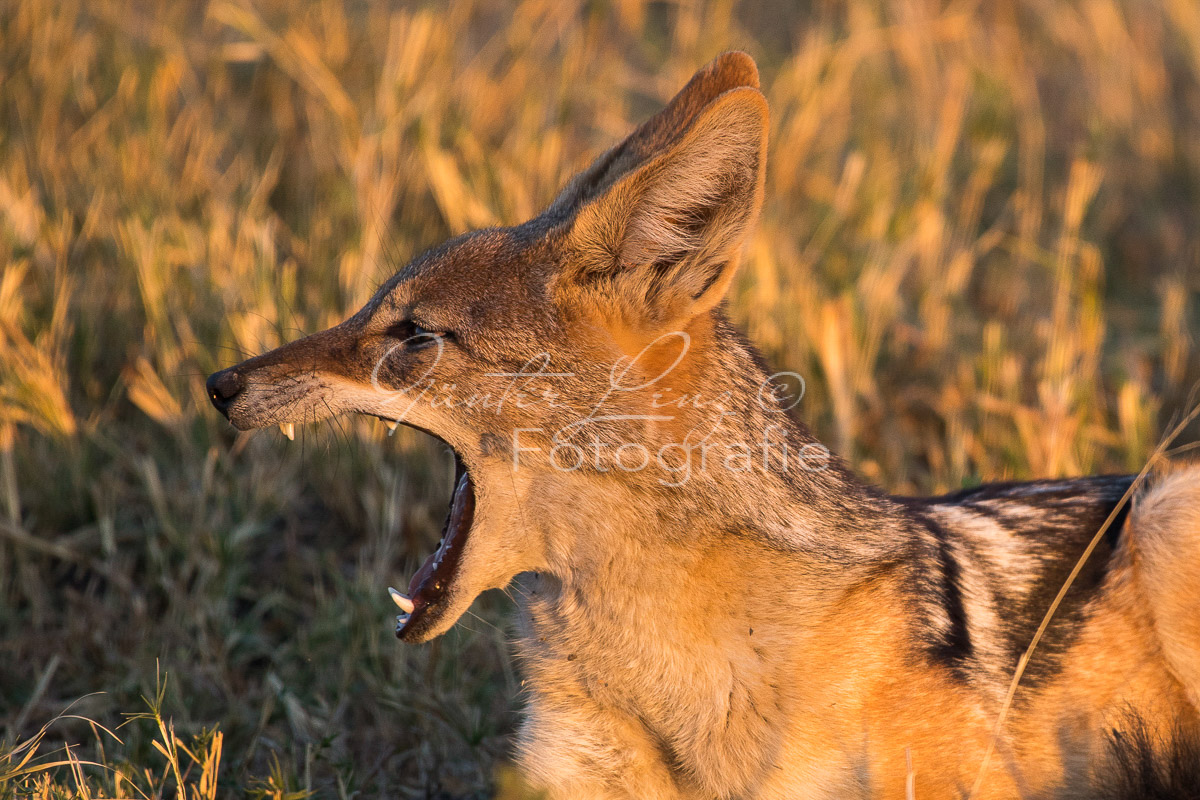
[385, 420, 399, 436]
[279, 422, 295, 441]
[388, 586, 414, 613]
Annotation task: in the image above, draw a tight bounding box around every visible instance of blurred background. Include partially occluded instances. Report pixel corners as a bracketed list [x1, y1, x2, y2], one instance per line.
[1, 0, 1198, 796]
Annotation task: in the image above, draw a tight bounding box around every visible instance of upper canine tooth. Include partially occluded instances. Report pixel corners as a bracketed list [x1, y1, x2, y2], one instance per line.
[279, 422, 295, 441]
[385, 420, 399, 436]
[388, 586, 415, 613]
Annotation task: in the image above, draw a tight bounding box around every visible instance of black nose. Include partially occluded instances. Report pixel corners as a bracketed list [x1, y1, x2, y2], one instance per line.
[206, 368, 244, 417]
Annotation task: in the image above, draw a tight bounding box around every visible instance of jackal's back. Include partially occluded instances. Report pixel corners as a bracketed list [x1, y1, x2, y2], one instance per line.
[904, 475, 1134, 688]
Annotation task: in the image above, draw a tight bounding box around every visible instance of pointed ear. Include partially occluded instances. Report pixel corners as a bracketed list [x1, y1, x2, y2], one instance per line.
[547, 51, 760, 215]
[559, 87, 768, 335]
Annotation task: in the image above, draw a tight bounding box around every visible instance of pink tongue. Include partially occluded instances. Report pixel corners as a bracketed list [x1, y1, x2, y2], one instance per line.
[407, 471, 473, 597]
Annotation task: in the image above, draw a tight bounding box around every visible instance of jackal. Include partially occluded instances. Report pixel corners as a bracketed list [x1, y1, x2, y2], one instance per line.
[208, 53, 1200, 799]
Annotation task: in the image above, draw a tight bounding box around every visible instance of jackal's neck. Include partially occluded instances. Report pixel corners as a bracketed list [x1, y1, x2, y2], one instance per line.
[530, 311, 902, 579]
[510, 346, 909, 796]
[509, 315, 917, 794]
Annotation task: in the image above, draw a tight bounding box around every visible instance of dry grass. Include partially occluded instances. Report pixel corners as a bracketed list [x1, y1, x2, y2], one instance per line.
[0, 0, 1197, 796]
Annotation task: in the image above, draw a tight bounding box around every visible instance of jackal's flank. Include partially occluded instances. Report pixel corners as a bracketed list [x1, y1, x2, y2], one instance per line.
[209, 53, 1200, 799]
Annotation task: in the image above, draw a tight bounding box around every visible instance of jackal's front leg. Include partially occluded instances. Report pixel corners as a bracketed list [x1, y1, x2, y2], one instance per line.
[515, 691, 687, 800]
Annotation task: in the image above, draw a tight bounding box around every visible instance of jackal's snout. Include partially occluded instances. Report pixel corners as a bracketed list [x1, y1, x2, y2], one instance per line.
[206, 367, 244, 418]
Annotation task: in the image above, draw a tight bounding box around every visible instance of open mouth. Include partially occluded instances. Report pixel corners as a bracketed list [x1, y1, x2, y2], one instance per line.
[388, 442, 476, 642]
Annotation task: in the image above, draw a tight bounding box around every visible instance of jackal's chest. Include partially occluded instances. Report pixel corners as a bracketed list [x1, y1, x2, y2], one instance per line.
[510, 578, 868, 798]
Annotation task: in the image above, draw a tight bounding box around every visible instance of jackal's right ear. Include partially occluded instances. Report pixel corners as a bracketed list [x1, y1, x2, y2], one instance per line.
[557, 86, 768, 337]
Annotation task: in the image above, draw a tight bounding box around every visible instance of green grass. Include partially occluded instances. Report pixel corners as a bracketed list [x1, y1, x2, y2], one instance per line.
[1, 0, 1198, 795]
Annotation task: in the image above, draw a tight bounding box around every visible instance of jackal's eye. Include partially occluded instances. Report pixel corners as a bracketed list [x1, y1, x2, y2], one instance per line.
[384, 319, 452, 349]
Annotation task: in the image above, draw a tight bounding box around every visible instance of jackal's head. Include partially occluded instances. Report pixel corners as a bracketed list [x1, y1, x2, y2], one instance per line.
[207, 52, 768, 642]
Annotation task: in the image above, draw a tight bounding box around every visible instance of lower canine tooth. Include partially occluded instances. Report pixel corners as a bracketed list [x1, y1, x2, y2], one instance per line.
[279, 422, 295, 441]
[388, 586, 415, 613]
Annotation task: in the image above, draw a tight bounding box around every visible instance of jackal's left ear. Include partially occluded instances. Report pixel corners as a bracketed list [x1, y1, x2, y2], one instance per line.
[560, 87, 768, 334]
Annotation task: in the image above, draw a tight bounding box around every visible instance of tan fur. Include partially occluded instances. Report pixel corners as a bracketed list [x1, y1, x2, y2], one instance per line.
[207, 53, 1200, 798]
[1125, 468, 1200, 711]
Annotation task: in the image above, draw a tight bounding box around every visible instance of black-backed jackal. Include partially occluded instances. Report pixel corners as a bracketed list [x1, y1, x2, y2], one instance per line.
[208, 53, 1200, 799]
